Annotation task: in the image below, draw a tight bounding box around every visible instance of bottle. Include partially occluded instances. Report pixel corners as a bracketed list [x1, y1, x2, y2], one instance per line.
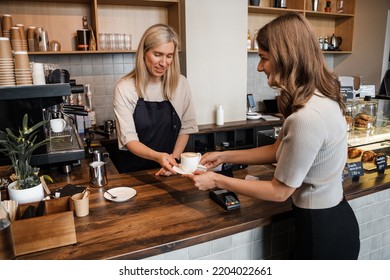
[323, 36, 329, 50]
[69, 94, 74, 105]
[336, 0, 344, 13]
[325, 0, 331, 12]
[86, 84, 96, 128]
[216, 104, 224, 126]
[319, 36, 323, 50]
[0, 200, 14, 259]
[247, 30, 252, 50]
[252, 30, 259, 50]
[77, 93, 83, 106]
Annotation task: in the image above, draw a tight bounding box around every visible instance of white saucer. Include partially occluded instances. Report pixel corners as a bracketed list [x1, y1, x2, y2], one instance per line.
[173, 164, 207, 175]
[246, 113, 262, 120]
[103, 187, 136, 202]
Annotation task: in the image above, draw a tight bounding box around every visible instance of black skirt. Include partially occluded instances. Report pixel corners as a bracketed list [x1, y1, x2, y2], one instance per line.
[292, 197, 360, 260]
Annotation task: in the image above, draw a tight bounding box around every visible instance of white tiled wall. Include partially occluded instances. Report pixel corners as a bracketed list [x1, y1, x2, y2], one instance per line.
[143, 189, 390, 260]
[144, 217, 294, 260]
[30, 53, 135, 126]
[247, 53, 335, 112]
[350, 188, 390, 260]
[30, 53, 334, 126]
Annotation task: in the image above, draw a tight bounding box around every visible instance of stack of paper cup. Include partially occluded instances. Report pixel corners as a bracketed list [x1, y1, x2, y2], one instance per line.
[1, 14, 13, 39]
[16, 24, 28, 51]
[27, 26, 36, 52]
[31, 62, 46, 85]
[10, 26, 23, 51]
[13, 51, 32, 85]
[0, 37, 16, 87]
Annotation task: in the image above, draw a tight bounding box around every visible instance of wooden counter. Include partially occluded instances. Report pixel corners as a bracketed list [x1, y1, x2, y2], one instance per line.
[4, 160, 390, 260]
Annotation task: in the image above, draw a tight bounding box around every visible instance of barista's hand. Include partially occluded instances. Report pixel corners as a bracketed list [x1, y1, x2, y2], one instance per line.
[155, 153, 177, 176]
[199, 152, 224, 169]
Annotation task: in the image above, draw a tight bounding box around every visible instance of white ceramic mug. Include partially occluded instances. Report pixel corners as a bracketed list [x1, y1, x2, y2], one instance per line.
[50, 118, 66, 133]
[180, 152, 201, 173]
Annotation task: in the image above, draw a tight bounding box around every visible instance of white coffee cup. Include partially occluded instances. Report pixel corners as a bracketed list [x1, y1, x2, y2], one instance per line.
[32, 62, 46, 85]
[50, 118, 66, 133]
[180, 152, 201, 173]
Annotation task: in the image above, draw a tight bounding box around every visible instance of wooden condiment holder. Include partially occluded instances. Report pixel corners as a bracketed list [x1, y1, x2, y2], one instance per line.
[10, 197, 77, 256]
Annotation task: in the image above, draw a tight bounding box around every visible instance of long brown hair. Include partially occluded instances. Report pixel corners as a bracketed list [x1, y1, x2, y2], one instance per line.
[123, 24, 181, 100]
[256, 13, 345, 117]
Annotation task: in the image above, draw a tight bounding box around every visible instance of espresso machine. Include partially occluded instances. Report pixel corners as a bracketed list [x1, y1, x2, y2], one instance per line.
[0, 83, 86, 170]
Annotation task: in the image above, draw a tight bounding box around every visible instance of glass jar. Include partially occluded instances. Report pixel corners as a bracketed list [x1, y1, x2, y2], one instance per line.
[354, 96, 378, 130]
[345, 100, 358, 131]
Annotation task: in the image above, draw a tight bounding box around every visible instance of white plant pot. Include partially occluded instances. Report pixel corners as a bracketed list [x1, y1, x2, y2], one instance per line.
[8, 181, 44, 204]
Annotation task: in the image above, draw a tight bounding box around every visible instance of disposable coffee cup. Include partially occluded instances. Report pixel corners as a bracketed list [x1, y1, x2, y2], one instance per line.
[32, 62, 46, 85]
[50, 118, 66, 133]
[180, 152, 201, 173]
[10, 27, 21, 40]
[13, 51, 30, 69]
[0, 37, 13, 58]
[1, 14, 13, 33]
[71, 192, 89, 217]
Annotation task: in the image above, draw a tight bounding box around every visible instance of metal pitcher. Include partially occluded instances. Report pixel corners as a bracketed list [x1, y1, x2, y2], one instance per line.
[92, 149, 110, 163]
[330, 34, 342, 50]
[89, 161, 108, 187]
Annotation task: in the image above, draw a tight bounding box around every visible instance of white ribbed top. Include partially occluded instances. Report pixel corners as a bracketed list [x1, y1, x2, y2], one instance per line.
[275, 92, 347, 209]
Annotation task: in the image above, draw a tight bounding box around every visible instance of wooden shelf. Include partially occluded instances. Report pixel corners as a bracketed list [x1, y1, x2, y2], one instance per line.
[28, 50, 136, 55]
[248, 0, 355, 53]
[0, 0, 181, 53]
[304, 11, 354, 19]
[248, 7, 303, 15]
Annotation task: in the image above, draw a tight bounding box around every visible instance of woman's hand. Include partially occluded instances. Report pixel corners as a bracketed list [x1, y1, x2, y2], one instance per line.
[155, 153, 178, 176]
[199, 152, 224, 169]
[183, 171, 217, 191]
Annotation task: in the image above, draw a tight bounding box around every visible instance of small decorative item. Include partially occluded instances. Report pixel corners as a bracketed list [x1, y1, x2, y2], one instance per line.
[325, 1, 331, 12]
[312, 0, 319, 11]
[336, 0, 344, 13]
[249, 0, 260, 6]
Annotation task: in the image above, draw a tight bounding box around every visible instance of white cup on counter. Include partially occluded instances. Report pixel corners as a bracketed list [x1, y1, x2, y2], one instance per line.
[50, 118, 66, 133]
[180, 152, 201, 173]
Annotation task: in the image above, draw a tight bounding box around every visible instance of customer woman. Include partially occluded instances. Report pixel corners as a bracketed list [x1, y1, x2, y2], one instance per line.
[113, 24, 198, 174]
[185, 13, 360, 259]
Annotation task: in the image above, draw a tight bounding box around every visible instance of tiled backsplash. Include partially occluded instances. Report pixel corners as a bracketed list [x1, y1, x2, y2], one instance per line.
[144, 189, 390, 260]
[247, 53, 335, 112]
[30, 53, 135, 126]
[30, 53, 334, 126]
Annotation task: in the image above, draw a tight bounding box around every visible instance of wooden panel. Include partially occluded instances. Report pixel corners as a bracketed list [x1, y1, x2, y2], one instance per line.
[0, 1, 91, 51]
[11, 211, 77, 256]
[0, 0, 180, 54]
[97, 4, 168, 50]
[307, 16, 336, 39]
[335, 16, 354, 52]
[248, 0, 355, 54]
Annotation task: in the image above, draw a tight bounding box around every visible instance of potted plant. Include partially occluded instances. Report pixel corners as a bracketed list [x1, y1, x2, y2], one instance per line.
[0, 114, 52, 204]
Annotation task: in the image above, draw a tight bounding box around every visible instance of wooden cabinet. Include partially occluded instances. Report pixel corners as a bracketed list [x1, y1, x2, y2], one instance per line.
[0, 0, 181, 54]
[248, 0, 355, 53]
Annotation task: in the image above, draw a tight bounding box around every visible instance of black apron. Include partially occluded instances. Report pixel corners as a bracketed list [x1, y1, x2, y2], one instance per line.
[112, 99, 181, 173]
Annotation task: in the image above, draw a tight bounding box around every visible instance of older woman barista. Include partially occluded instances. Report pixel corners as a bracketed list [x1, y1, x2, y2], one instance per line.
[185, 13, 360, 259]
[113, 24, 198, 175]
